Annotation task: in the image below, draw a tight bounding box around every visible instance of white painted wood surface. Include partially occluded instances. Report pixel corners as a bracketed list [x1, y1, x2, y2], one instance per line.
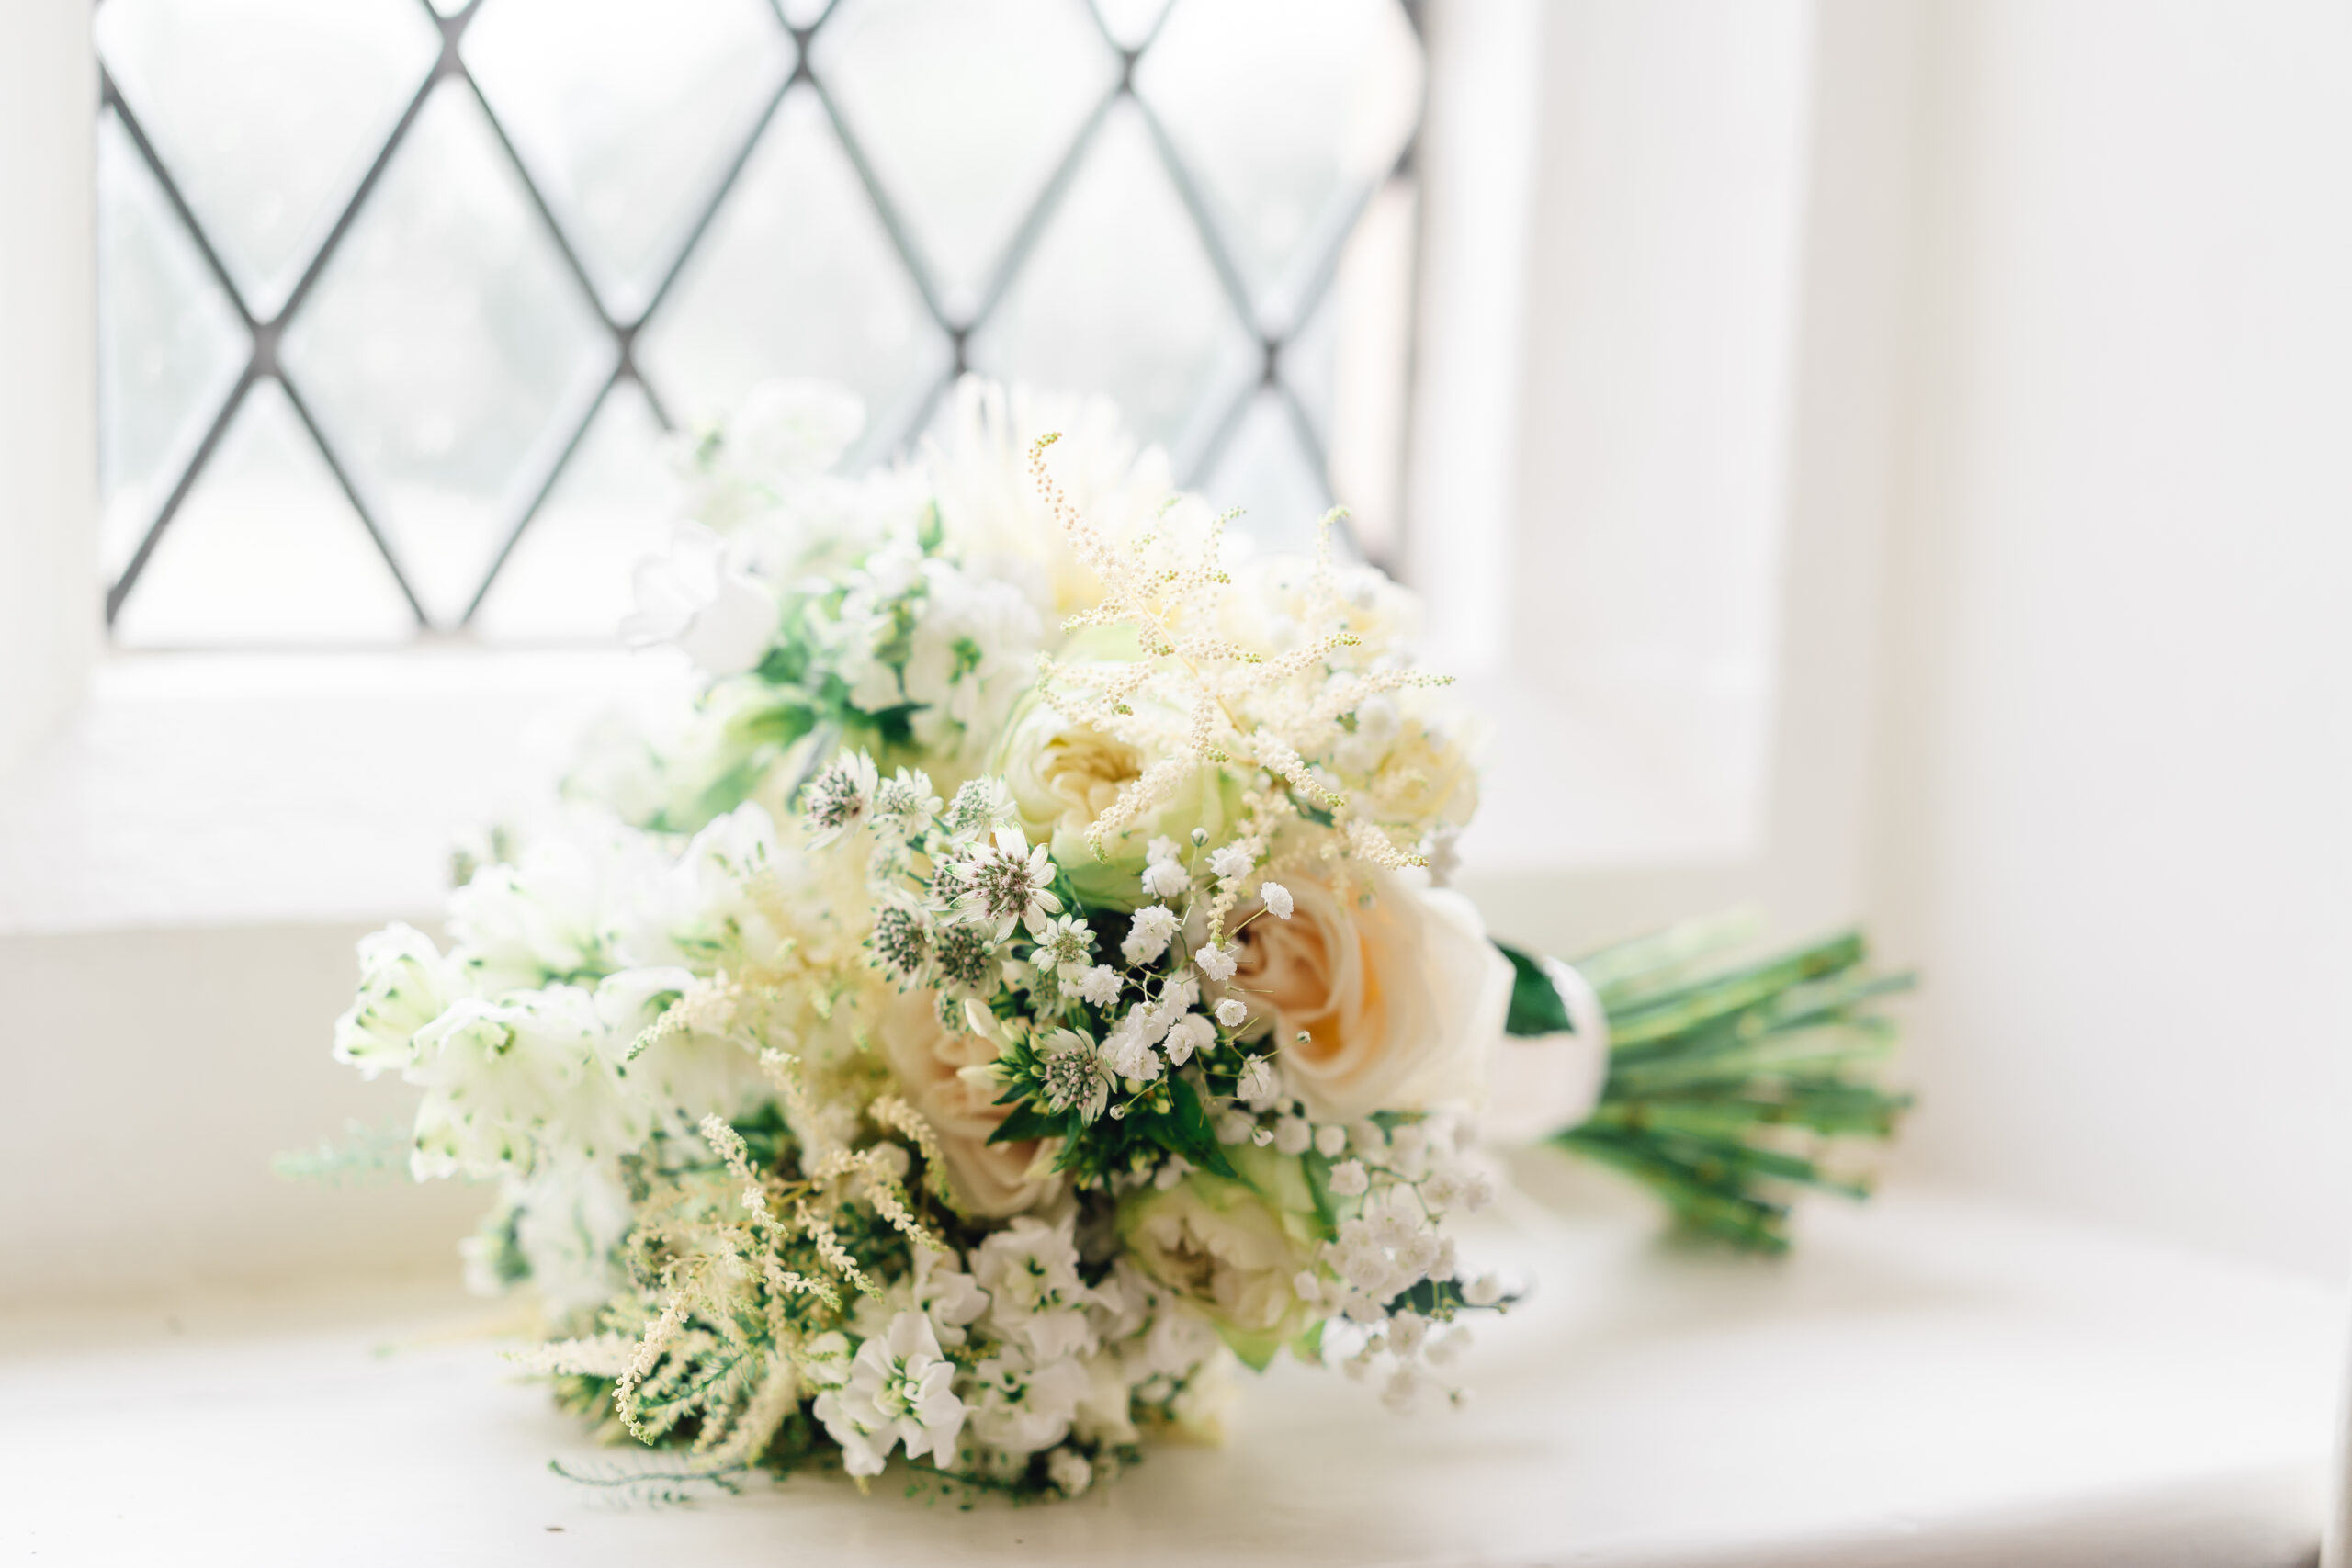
[2, 1183, 2335, 1567]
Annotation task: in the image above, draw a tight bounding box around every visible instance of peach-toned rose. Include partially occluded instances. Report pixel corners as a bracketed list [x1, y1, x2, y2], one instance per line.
[876, 987, 1061, 1218]
[1228, 868, 1512, 1123]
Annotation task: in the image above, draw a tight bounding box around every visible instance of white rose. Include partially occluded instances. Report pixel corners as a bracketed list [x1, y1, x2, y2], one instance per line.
[991, 684, 1234, 909]
[1115, 1144, 1324, 1370]
[875, 987, 1062, 1219]
[1228, 867, 1512, 1122]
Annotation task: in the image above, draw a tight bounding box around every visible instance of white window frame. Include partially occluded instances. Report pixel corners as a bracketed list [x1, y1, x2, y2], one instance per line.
[0, 0, 1911, 943]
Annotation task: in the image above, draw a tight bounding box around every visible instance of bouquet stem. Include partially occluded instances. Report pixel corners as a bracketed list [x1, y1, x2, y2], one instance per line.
[1501, 914, 1914, 1252]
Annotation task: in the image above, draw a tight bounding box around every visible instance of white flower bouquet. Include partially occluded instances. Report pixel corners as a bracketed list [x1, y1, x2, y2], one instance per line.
[319, 379, 1908, 1501]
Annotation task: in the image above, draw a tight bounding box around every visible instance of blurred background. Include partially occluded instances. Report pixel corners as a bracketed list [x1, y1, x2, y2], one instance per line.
[4, 0, 2351, 1311]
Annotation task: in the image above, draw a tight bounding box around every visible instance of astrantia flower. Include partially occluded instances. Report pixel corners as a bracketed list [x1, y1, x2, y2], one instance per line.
[954, 826, 1062, 941]
[1030, 914, 1095, 977]
[803, 751, 880, 846]
[871, 905, 931, 984]
[933, 922, 995, 994]
[871, 768, 941, 835]
[810, 1310, 967, 1478]
[944, 775, 1017, 839]
[1122, 903, 1180, 965]
[1035, 1027, 1113, 1122]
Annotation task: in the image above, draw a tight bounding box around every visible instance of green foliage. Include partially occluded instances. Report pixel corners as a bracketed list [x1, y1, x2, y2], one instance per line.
[268, 1119, 414, 1187]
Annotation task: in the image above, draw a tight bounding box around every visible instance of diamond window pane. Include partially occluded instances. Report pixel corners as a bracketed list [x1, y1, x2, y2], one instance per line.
[472, 382, 682, 644]
[279, 82, 616, 627]
[465, 0, 796, 322]
[1091, 0, 1171, 51]
[113, 379, 416, 649]
[96, 107, 249, 579]
[1200, 387, 1332, 558]
[95, 0, 439, 319]
[1136, 0, 1423, 331]
[639, 85, 951, 459]
[1316, 176, 1417, 563]
[967, 99, 1257, 472]
[813, 0, 1116, 321]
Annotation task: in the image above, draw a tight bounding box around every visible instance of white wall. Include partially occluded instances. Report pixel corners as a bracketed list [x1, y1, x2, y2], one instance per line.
[1873, 0, 2352, 1280]
[0, 0, 98, 773]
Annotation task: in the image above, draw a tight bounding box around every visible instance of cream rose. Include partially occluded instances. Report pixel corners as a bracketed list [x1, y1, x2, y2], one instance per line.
[876, 987, 1061, 1218]
[992, 683, 1233, 909]
[1115, 1144, 1324, 1370]
[1228, 867, 1512, 1123]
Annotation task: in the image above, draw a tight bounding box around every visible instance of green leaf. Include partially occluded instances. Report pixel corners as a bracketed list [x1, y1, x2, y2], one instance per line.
[1497, 940, 1574, 1036]
[987, 1103, 1070, 1145]
[1147, 1077, 1237, 1179]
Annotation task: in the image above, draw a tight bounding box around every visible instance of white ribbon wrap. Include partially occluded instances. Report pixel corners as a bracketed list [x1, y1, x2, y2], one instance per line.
[1481, 956, 1611, 1145]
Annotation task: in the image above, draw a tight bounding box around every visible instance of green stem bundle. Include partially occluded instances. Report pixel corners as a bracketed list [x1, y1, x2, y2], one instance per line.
[1499, 914, 1914, 1252]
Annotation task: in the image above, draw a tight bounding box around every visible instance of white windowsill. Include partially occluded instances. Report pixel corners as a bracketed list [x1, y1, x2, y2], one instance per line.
[0, 1182, 2333, 1565]
[0, 651, 1764, 937]
[0, 648, 694, 935]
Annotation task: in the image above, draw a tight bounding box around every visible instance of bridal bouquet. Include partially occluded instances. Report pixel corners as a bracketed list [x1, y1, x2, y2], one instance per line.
[322, 379, 1907, 1500]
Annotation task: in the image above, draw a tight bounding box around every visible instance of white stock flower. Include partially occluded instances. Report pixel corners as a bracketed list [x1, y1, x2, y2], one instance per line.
[966, 1345, 1090, 1457]
[722, 378, 864, 481]
[446, 812, 669, 992]
[811, 1310, 967, 1477]
[621, 521, 777, 675]
[334, 923, 463, 1077]
[508, 1157, 634, 1324]
[912, 1245, 989, 1348]
[405, 987, 650, 1179]
[974, 1216, 1099, 1363]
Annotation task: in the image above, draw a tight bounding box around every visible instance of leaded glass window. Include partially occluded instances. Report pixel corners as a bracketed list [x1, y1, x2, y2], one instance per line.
[96, 0, 1426, 647]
